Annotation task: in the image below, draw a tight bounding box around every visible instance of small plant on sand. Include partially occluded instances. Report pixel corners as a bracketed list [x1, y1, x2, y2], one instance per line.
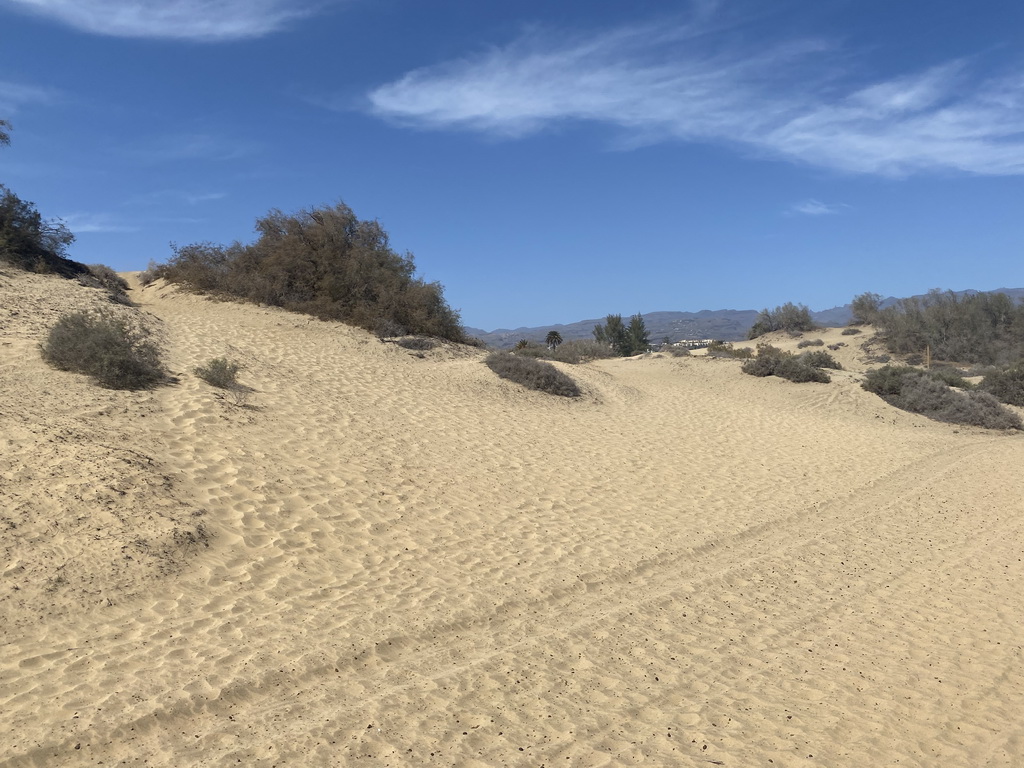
[41, 309, 164, 389]
[194, 357, 242, 389]
[485, 351, 581, 397]
[797, 339, 824, 348]
[841, 327, 863, 336]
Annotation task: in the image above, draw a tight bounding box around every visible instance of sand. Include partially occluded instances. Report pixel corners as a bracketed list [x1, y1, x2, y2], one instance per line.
[2, 268, 1023, 767]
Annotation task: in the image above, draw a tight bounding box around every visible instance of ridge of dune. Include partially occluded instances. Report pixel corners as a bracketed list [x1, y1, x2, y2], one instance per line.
[2, 269, 1023, 766]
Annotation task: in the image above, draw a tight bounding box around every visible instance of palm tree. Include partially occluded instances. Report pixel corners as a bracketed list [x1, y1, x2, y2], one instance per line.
[546, 330, 563, 350]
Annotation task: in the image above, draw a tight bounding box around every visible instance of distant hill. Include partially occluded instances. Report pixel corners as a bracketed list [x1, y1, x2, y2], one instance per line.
[468, 288, 1024, 348]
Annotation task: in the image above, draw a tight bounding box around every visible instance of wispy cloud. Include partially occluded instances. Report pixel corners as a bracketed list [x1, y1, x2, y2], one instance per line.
[122, 133, 258, 163]
[788, 199, 847, 216]
[367, 22, 1024, 176]
[0, 79, 60, 114]
[1, 0, 316, 41]
[61, 212, 139, 234]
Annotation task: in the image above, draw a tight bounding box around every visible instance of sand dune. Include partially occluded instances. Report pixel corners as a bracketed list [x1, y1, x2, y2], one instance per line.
[2, 269, 1023, 766]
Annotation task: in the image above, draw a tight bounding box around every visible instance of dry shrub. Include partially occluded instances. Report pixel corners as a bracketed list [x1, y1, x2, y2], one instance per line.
[862, 365, 1021, 430]
[741, 344, 831, 382]
[841, 327, 863, 336]
[41, 310, 164, 389]
[797, 338, 824, 348]
[485, 351, 580, 397]
[194, 357, 242, 389]
[979, 365, 1024, 406]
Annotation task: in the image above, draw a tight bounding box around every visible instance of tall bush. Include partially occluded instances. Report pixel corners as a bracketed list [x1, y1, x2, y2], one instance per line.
[155, 203, 465, 342]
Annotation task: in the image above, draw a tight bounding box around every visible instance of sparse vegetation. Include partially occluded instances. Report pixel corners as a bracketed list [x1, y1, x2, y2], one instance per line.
[485, 351, 581, 397]
[841, 327, 863, 336]
[706, 340, 754, 359]
[153, 202, 466, 343]
[78, 264, 132, 305]
[862, 365, 1021, 430]
[41, 310, 164, 389]
[797, 338, 824, 348]
[748, 302, 816, 339]
[194, 357, 242, 389]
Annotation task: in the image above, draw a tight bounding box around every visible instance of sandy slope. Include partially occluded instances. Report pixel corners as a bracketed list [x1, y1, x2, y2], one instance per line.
[2, 269, 1023, 767]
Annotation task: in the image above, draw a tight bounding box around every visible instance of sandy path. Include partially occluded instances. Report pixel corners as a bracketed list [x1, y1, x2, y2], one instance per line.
[2, 273, 1023, 766]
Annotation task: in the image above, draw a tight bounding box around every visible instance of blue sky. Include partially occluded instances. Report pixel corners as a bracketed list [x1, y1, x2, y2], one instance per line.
[1, 0, 1022, 331]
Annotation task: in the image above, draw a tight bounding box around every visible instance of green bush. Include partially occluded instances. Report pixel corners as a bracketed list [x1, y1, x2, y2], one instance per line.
[741, 344, 830, 382]
[979, 365, 1024, 406]
[865, 289, 1024, 365]
[863, 365, 1021, 429]
[748, 302, 817, 339]
[194, 357, 242, 389]
[485, 351, 581, 397]
[41, 310, 164, 389]
[154, 203, 466, 343]
[800, 350, 842, 370]
[775, 356, 831, 383]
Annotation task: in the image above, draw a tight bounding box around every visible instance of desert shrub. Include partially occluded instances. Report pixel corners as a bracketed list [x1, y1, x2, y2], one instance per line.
[863, 365, 918, 397]
[797, 339, 824, 348]
[485, 351, 580, 397]
[775, 356, 831, 383]
[741, 344, 829, 382]
[740, 355, 778, 377]
[800, 350, 842, 369]
[375, 318, 406, 339]
[898, 375, 1021, 429]
[748, 302, 816, 339]
[1, 184, 83, 277]
[78, 264, 132, 305]
[841, 327, 862, 336]
[979, 365, 1024, 406]
[41, 310, 164, 389]
[396, 337, 436, 351]
[194, 357, 242, 389]
[138, 260, 160, 286]
[863, 365, 1021, 429]
[927, 366, 972, 389]
[867, 289, 1024, 365]
[154, 203, 466, 342]
[706, 340, 754, 359]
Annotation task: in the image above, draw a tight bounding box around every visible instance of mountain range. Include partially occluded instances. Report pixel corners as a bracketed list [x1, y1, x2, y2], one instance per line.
[467, 287, 1024, 348]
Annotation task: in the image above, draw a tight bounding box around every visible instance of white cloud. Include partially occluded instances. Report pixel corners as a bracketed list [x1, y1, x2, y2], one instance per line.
[0, 80, 60, 114]
[60, 212, 138, 233]
[367, 23, 1024, 177]
[788, 199, 847, 216]
[1, 0, 315, 41]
